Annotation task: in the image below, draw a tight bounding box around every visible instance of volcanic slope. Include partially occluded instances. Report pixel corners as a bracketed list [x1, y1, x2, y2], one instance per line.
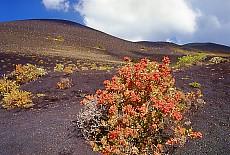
[2, 19, 229, 64]
[0, 19, 177, 63]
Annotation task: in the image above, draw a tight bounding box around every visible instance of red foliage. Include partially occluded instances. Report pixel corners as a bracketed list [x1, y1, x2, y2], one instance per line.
[81, 56, 203, 154]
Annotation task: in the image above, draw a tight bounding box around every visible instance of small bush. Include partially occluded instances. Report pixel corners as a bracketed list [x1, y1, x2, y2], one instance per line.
[0, 77, 19, 98]
[76, 56, 203, 155]
[54, 36, 65, 42]
[209, 57, 229, 64]
[54, 63, 65, 72]
[54, 63, 78, 74]
[63, 64, 78, 74]
[141, 46, 148, 51]
[174, 54, 207, 68]
[81, 66, 89, 71]
[38, 60, 44, 64]
[189, 82, 201, 88]
[96, 44, 106, 50]
[1, 89, 33, 110]
[56, 77, 73, 89]
[76, 98, 107, 140]
[36, 93, 46, 98]
[90, 64, 98, 70]
[10, 64, 47, 84]
[98, 65, 114, 71]
[0, 64, 43, 110]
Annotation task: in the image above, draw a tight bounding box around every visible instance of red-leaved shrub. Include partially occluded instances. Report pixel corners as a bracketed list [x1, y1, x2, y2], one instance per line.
[77, 56, 203, 155]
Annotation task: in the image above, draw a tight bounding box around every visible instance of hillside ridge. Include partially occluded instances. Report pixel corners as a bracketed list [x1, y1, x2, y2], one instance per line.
[0, 19, 229, 63]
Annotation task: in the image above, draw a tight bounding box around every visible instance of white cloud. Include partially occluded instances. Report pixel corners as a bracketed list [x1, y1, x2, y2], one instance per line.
[42, 0, 70, 12]
[74, 0, 199, 42]
[74, 0, 230, 46]
[182, 0, 230, 45]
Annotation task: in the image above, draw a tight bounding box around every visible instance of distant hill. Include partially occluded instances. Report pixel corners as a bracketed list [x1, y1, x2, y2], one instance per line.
[136, 41, 180, 48]
[182, 43, 230, 54]
[0, 19, 229, 63]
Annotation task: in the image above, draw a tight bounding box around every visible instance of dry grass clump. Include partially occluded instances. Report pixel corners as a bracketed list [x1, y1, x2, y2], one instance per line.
[9, 63, 47, 84]
[76, 98, 107, 141]
[56, 77, 73, 89]
[0, 77, 19, 98]
[0, 64, 47, 110]
[54, 63, 78, 74]
[54, 63, 65, 72]
[2, 89, 33, 110]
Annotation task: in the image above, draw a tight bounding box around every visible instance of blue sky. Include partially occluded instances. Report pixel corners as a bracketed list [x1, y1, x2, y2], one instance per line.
[1, 0, 230, 46]
[0, 0, 83, 24]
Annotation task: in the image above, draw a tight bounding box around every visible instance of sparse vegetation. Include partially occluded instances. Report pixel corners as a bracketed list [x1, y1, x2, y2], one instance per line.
[0, 64, 47, 109]
[38, 60, 44, 64]
[54, 63, 65, 72]
[54, 36, 64, 42]
[189, 82, 201, 88]
[0, 77, 19, 98]
[1, 88, 33, 110]
[36, 93, 46, 98]
[9, 63, 47, 84]
[81, 66, 89, 71]
[209, 57, 229, 64]
[56, 77, 73, 89]
[47, 35, 64, 41]
[96, 44, 106, 50]
[54, 63, 78, 74]
[174, 54, 207, 68]
[141, 46, 148, 51]
[98, 65, 114, 71]
[63, 64, 78, 74]
[90, 63, 98, 70]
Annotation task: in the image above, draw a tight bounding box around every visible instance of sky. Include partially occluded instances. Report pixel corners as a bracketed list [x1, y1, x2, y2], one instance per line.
[1, 0, 230, 46]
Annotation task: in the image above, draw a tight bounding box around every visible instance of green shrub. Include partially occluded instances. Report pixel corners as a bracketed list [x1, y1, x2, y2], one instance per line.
[36, 93, 46, 98]
[141, 46, 148, 51]
[55, 36, 64, 42]
[174, 54, 207, 68]
[189, 82, 201, 88]
[76, 56, 203, 155]
[96, 44, 106, 50]
[10, 63, 47, 84]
